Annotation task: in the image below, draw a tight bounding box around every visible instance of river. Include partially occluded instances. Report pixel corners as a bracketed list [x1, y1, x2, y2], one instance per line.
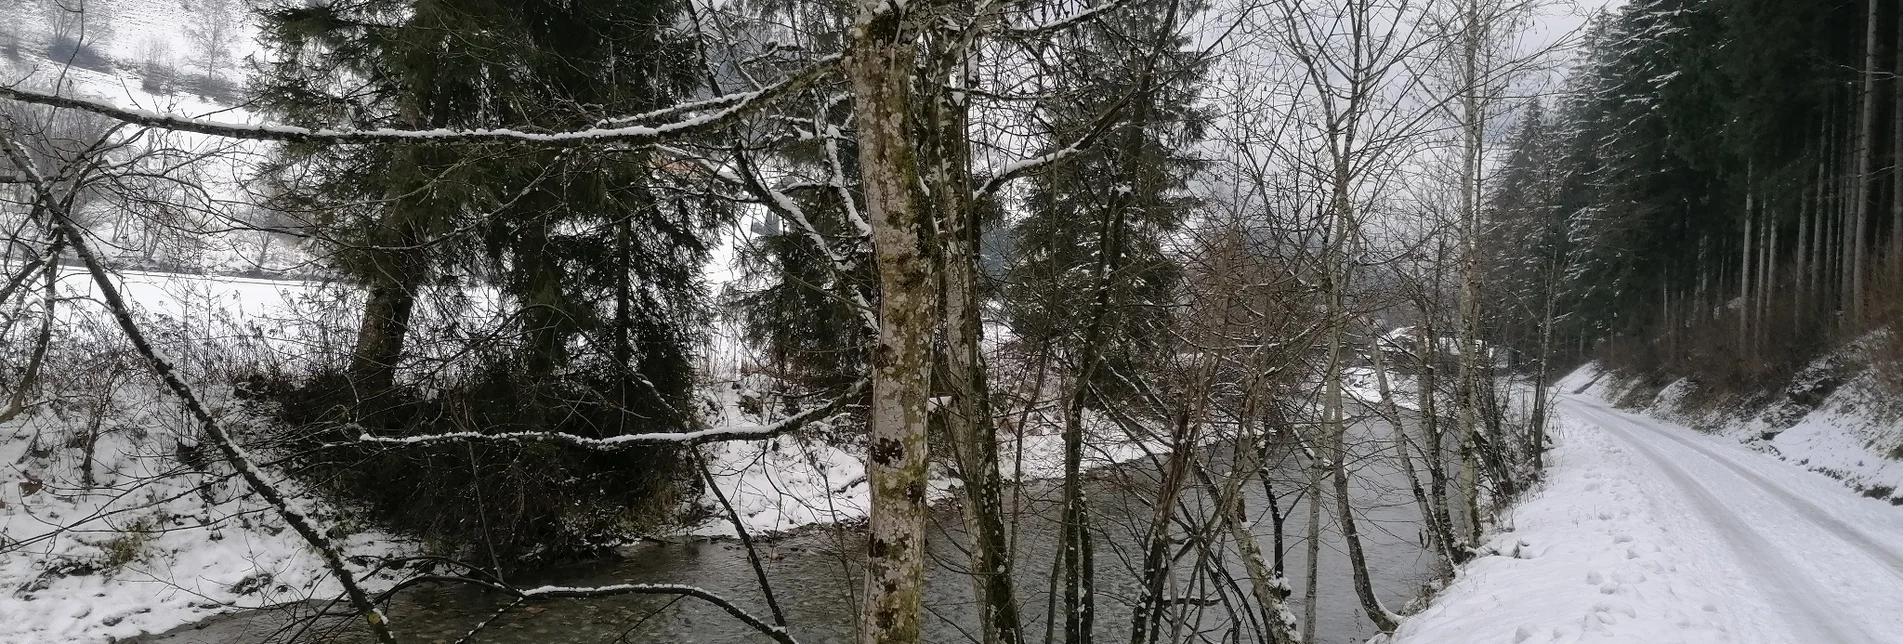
[134, 412, 1457, 644]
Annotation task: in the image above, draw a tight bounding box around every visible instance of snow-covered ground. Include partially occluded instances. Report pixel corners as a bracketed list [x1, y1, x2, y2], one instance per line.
[1342, 365, 1421, 411]
[0, 388, 416, 644]
[1565, 350, 1903, 504]
[0, 267, 408, 644]
[1392, 387, 1903, 644]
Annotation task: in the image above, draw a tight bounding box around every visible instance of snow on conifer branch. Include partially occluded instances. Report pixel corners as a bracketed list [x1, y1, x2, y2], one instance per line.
[0, 55, 839, 145]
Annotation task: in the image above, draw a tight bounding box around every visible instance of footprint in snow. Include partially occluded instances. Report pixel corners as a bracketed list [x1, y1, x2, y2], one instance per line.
[1592, 600, 1637, 618]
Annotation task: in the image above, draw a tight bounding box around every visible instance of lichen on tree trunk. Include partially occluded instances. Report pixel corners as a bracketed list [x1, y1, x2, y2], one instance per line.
[848, 3, 935, 642]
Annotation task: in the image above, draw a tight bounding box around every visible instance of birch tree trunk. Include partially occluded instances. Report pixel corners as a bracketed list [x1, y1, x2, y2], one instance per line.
[1209, 426, 1300, 644]
[1370, 327, 1454, 567]
[933, 49, 1025, 644]
[1129, 401, 1198, 644]
[1454, 0, 1487, 549]
[847, 5, 935, 641]
[1301, 425, 1324, 643]
[1417, 263, 1461, 562]
[1331, 333, 1399, 632]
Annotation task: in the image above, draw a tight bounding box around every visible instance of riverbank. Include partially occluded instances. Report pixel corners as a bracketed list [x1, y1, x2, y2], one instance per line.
[692, 378, 1224, 538]
[129, 407, 1447, 644]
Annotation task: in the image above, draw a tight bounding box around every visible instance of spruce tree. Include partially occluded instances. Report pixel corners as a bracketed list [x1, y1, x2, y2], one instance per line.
[1001, 0, 1209, 404]
[253, 0, 723, 560]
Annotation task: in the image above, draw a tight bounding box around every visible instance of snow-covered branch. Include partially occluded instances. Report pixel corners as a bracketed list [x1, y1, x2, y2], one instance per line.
[1004, 0, 1134, 35]
[348, 379, 863, 450]
[716, 142, 881, 334]
[0, 55, 838, 145]
[972, 76, 1136, 199]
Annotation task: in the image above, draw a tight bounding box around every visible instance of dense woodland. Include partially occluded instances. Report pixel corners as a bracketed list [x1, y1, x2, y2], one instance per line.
[1487, 0, 1903, 390]
[1, 0, 1900, 643]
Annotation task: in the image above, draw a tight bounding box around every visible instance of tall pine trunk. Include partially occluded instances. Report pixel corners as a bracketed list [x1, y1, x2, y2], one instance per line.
[1851, 0, 1877, 321]
[1894, 6, 1903, 288]
[1528, 268, 1557, 473]
[348, 218, 424, 424]
[1797, 177, 1811, 328]
[1739, 193, 1753, 352]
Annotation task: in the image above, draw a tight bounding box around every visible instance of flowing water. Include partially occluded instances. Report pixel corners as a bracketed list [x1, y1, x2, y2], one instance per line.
[135, 413, 1456, 644]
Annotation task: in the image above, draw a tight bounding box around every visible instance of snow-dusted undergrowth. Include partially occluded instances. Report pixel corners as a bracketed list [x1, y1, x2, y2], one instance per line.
[0, 388, 413, 644]
[0, 269, 410, 644]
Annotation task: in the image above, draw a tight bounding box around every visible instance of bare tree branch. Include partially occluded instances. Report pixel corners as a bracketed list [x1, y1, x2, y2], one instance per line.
[345, 379, 864, 449]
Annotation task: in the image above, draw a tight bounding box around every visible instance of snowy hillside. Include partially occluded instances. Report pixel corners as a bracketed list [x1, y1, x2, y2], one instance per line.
[1, 0, 305, 277]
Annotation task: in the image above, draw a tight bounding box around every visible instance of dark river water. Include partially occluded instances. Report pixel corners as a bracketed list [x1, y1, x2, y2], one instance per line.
[133, 413, 1457, 644]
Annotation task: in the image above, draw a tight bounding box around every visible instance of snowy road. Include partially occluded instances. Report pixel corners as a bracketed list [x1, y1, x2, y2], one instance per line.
[1569, 397, 1903, 643]
[1392, 395, 1903, 644]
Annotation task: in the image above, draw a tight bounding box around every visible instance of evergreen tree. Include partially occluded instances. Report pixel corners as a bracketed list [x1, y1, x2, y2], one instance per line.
[1486, 0, 1886, 383]
[253, 0, 725, 560]
[1001, 0, 1209, 403]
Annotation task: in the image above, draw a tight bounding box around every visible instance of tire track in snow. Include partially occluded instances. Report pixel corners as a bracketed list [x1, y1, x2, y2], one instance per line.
[1567, 397, 1903, 578]
[1572, 404, 1880, 644]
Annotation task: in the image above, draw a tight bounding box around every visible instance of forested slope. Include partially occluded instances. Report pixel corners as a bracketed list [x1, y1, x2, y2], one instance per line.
[1481, 0, 1903, 504]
